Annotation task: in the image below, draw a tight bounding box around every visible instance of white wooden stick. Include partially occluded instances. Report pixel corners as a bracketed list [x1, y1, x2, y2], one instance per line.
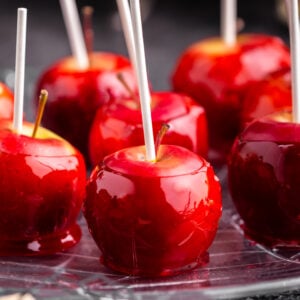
[285, 0, 300, 123]
[221, 0, 237, 46]
[116, 0, 137, 71]
[13, 8, 27, 134]
[59, 0, 89, 69]
[129, 0, 156, 161]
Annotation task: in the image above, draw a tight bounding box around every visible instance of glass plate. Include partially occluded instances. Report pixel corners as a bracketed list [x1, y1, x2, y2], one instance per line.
[1, 70, 300, 300]
[1, 167, 300, 300]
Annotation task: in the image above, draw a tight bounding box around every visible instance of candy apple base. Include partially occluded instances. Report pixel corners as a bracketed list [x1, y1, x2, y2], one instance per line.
[84, 145, 222, 277]
[228, 111, 300, 248]
[101, 250, 209, 277]
[0, 121, 86, 255]
[172, 34, 290, 162]
[0, 223, 81, 256]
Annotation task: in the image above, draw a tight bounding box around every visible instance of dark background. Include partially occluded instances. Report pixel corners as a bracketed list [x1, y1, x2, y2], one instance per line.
[0, 1, 295, 299]
[0, 0, 289, 94]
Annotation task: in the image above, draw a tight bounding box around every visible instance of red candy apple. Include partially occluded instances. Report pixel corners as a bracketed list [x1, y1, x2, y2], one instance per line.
[88, 91, 208, 166]
[172, 34, 290, 161]
[0, 119, 86, 255]
[241, 67, 291, 128]
[228, 110, 300, 247]
[0, 82, 14, 120]
[34, 52, 137, 159]
[84, 144, 222, 277]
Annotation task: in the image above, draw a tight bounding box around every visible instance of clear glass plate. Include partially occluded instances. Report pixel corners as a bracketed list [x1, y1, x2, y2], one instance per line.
[1, 167, 300, 300]
[1, 70, 300, 300]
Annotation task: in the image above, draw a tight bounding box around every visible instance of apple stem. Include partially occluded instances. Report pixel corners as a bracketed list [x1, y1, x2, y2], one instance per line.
[155, 123, 170, 158]
[285, 0, 300, 123]
[32, 90, 48, 138]
[13, 8, 27, 134]
[59, 0, 89, 69]
[116, 72, 138, 102]
[221, 0, 237, 46]
[130, 0, 156, 161]
[82, 6, 94, 63]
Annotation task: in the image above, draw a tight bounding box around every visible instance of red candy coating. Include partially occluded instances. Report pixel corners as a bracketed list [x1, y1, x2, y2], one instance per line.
[84, 145, 222, 277]
[0, 82, 14, 120]
[228, 111, 300, 247]
[88, 91, 208, 166]
[0, 120, 86, 255]
[241, 68, 291, 128]
[35, 52, 137, 160]
[172, 34, 290, 161]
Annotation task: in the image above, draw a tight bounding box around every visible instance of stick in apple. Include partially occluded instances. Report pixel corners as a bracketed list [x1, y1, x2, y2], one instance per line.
[129, 0, 156, 161]
[32, 90, 48, 138]
[13, 8, 27, 134]
[59, 0, 89, 69]
[221, 0, 237, 46]
[116, 0, 137, 72]
[285, 0, 300, 122]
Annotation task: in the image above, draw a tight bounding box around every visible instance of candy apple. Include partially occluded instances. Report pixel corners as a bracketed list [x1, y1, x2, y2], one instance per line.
[84, 144, 222, 277]
[172, 34, 290, 162]
[88, 91, 208, 166]
[0, 119, 86, 255]
[228, 110, 300, 247]
[34, 52, 137, 160]
[0, 82, 14, 120]
[241, 67, 291, 128]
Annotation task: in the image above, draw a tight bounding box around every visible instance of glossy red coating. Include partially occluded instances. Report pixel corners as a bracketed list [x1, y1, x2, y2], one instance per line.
[35, 52, 138, 160]
[228, 111, 300, 247]
[0, 121, 86, 255]
[241, 68, 291, 128]
[0, 82, 14, 120]
[172, 34, 290, 162]
[84, 145, 222, 277]
[88, 91, 208, 166]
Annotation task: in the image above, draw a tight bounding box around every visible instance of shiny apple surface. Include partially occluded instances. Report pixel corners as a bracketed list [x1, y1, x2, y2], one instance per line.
[172, 34, 290, 162]
[84, 145, 222, 277]
[228, 111, 300, 247]
[35, 52, 137, 160]
[0, 121, 86, 255]
[88, 91, 208, 166]
[0, 82, 14, 120]
[241, 68, 291, 128]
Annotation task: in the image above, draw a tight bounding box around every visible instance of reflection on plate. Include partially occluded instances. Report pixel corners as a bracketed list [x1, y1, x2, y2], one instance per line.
[0, 168, 300, 300]
[231, 214, 300, 265]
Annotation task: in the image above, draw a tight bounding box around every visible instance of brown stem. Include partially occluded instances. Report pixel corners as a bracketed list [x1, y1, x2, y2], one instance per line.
[116, 72, 138, 101]
[155, 123, 170, 158]
[82, 6, 94, 61]
[32, 90, 48, 138]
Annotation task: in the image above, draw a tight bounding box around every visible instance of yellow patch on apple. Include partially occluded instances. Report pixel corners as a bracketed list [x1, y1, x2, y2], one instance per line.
[190, 37, 239, 56]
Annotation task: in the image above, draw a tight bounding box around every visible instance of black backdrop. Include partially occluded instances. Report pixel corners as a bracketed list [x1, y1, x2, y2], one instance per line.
[0, 0, 288, 92]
